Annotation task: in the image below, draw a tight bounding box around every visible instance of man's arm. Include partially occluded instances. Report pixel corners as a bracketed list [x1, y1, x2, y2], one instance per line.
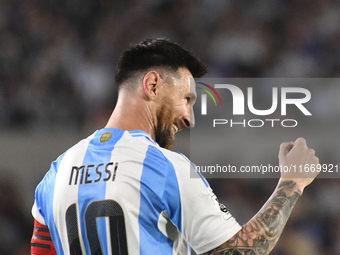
[202, 180, 300, 255]
[202, 138, 319, 255]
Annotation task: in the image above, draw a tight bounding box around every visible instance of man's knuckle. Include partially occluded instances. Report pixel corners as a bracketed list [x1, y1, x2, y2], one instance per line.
[297, 137, 306, 145]
[309, 149, 315, 155]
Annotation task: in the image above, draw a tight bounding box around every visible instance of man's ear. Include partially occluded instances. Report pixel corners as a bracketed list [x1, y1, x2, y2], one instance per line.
[142, 71, 162, 100]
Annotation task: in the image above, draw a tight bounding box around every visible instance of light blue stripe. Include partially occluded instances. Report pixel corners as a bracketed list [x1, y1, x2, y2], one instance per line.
[163, 161, 182, 232]
[175, 152, 209, 188]
[78, 129, 124, 254]
[193, 164, 209, 188]
[40, 154, 66, 255]
[139, 145, 181, 254]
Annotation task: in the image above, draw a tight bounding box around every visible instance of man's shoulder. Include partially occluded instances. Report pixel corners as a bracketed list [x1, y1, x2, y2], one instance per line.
[157, 147, 191, 168]
[59, 131, 96, 158]
[160, 148, 189, 161]
[62, 129, 192, 170]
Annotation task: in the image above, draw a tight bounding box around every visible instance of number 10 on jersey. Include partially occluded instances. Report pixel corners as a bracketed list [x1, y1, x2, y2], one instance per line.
[65, 200, 128, 255]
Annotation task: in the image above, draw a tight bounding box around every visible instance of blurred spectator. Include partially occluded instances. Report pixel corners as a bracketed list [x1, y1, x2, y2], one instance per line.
[0, 172, 31, 255]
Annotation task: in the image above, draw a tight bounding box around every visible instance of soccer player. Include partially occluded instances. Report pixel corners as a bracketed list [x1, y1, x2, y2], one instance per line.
[31, 38, 319, 255]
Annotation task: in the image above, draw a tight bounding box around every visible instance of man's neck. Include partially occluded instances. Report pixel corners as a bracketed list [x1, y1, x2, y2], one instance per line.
[105, 95, 156, 140]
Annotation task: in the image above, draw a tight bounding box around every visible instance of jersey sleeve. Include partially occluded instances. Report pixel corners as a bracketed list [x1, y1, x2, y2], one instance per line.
[31, 220, 57, 255]
[32, 154, 63, 226]
[170, 154, 242, 254]
[31, 167, 54, 226]
[32, 200, 46, 225]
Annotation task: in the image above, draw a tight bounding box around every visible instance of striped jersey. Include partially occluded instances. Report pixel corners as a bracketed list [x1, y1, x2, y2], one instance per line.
[32, 128, 241, 255]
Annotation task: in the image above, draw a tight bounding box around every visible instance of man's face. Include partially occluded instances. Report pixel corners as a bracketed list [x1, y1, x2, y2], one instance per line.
[154, 68, 196, 149]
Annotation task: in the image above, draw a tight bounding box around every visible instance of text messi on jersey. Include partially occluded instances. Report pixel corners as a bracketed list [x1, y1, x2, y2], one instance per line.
[69, 162, 119, 185]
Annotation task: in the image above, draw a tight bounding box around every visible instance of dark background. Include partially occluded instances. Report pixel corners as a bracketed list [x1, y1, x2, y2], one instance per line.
[1, 0, 340, 254]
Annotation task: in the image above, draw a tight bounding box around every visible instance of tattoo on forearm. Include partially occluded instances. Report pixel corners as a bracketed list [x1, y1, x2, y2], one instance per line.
[202, 181, 301, 255]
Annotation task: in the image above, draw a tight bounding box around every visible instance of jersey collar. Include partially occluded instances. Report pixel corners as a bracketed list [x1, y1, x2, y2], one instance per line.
[128, 130, 160, 147]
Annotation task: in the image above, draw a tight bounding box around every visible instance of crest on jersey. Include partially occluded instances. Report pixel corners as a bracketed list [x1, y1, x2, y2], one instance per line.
[100, 132, 112, 143]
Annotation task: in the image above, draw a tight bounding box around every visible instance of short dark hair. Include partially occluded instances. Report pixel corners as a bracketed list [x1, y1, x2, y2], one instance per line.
[115, 38, 208, 89]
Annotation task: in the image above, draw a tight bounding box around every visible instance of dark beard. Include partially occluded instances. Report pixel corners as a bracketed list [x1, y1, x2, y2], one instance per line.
[154, 102, 175, 149]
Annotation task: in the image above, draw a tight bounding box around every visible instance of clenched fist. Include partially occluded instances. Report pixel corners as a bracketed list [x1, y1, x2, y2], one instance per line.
[278, 137, 319, 194]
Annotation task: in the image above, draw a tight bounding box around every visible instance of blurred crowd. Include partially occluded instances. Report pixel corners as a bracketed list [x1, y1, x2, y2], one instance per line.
[0, 173, 31, 255]
[2, 0, 340, 131]
[1, 0, 340, 254]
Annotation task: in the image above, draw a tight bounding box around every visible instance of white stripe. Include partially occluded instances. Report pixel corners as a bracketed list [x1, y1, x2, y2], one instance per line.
[105, 132, 149, 255]
[106, 217, 112, 255]
[53, 133, 95, 255]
